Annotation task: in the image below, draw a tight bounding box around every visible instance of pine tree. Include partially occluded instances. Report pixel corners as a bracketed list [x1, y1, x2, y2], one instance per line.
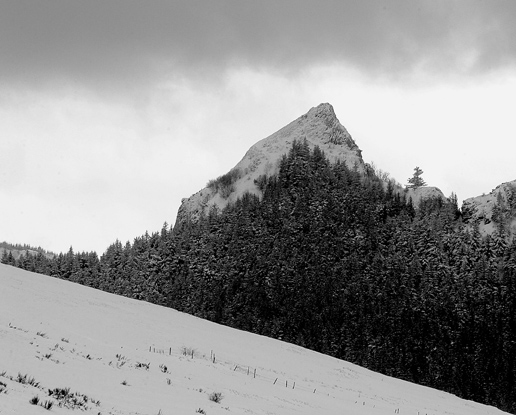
[407, 166, 427, 189]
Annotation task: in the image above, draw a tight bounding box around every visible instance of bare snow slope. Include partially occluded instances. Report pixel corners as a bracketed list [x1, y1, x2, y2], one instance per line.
[0, 264, 509, 415]
[175, 103, 365, 226]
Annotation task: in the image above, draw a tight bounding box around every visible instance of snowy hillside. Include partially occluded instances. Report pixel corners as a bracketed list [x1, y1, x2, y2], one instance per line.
[0, 264, 509, 415]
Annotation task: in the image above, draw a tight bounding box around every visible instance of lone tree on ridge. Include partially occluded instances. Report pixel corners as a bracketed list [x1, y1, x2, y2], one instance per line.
[407, 166, 427, 189]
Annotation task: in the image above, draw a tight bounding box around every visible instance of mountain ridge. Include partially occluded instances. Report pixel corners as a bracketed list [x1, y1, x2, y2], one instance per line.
[175, 103, 515, 240]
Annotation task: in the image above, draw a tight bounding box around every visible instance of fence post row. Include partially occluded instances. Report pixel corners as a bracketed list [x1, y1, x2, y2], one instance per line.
[148, 346, 321, 397]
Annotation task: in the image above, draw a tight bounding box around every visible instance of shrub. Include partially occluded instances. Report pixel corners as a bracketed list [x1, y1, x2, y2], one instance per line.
[37, 331, 48, 338]
[207, 168, 241, 199]
[208, 392, 223, 403]
[29, 395, 40, 405]
[121, 380, 128, 386]
[48, 387, 94, 410]
[48, 387, 70, 400]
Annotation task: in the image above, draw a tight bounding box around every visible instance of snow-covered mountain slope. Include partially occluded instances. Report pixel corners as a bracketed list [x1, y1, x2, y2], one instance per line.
[462, 179, 516, 238]
[0, 264, 509, 415]
[175, 103, 365, 226]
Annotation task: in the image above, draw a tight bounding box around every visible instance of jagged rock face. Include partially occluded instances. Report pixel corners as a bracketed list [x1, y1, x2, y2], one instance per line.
[462, 179, 516, 238]
[175, 103, 365, 226]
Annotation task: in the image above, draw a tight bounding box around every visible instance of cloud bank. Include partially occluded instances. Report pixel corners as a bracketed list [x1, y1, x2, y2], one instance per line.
[2, 0, 515, 91]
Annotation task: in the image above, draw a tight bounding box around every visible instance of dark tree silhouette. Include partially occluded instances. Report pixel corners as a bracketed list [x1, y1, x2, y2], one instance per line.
[407, 166, 427, 188]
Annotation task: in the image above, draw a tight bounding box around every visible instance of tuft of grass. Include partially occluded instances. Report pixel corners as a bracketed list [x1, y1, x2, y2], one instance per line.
[0, 382, 7, 394]
[29, 395, 40, 405]
[40, 399, 54, 410]
[0, 370, 6, 377]
[121, 380, 129, 386]
[196, 409, 207, 414]
[135, 362, 150, 370]
[36, 331, 48, 338]
[16, 373, 40, 387]
[48, 387, 70, 399]
[61, 337, 69, 343]
[159, 364, 168, 373]
[208, 392, 223, 403]
[44, 353, 53, 359]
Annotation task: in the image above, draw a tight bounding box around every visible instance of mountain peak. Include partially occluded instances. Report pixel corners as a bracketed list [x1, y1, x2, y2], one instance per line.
[175, 103, 364, 226]
[307, 102, 336, 117]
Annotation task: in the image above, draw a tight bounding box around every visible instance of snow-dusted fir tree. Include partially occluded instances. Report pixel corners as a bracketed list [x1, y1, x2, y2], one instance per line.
[407, 166, 427, 188]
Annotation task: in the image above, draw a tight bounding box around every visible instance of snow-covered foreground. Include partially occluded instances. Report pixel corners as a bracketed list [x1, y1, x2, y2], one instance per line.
[0, 264, 509, 415]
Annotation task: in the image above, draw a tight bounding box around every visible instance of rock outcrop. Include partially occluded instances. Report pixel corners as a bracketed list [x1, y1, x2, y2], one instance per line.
[462, 179, 516, 238]
[405, 186, 446, 207]
[175, 103, 365, 226]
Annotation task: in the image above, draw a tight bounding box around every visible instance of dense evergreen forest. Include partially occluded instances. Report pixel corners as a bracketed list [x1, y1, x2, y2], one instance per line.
[4, 140, 516, 413]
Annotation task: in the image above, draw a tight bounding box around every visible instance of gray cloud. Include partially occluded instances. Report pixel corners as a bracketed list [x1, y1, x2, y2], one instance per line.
[1, 0, 515, 90]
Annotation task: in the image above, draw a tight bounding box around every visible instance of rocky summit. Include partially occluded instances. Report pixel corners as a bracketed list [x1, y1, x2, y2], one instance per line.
[175, 103, 365, 226]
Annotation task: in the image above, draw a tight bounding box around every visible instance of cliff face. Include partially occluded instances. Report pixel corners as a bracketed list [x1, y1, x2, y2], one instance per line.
[175, 103, 365, 226]
[462, 179, 516, 238]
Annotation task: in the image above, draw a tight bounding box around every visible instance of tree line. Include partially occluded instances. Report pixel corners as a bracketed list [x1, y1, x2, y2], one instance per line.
[4, 140, 516, 413]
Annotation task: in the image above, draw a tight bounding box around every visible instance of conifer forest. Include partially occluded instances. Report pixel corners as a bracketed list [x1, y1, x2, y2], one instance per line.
[5, 141, 516, 413]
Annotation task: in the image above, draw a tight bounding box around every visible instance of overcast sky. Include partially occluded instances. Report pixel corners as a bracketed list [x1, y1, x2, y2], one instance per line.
[1, 0, 515, 254]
